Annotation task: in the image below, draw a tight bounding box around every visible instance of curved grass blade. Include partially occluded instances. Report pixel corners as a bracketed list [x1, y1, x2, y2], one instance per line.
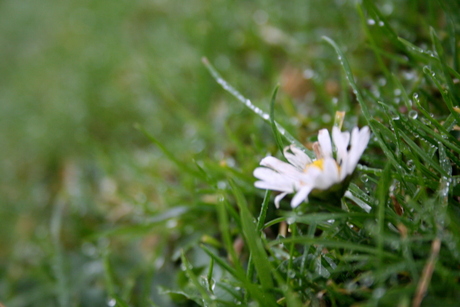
[228, 179, 274, 291]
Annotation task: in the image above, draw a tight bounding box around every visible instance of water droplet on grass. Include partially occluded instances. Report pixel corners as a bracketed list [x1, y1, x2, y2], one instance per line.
[107, 298, 116, 307]
[408, 110, 418, 119]
[367, 19, 376, 25]
[406, 160, 415, 171]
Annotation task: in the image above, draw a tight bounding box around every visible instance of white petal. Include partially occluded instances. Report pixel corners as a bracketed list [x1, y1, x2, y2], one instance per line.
[318, 129, 333, 157]
[314, 158, 340, 190]
[253, 167, 298, 192]
[274, 192, 288, 208]
[254, 180, 295, 193]
[291, 186, 313, 208]
[253, 167, 283, 181]
[332, 127, 350, 165]
[345, 126, 370, 175]
[260, 156, 299, 174]
[284, 145, 312, 170]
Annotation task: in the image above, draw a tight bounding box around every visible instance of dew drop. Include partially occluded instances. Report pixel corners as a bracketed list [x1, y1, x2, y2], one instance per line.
[287, 269, 296, 278]
[378, 21, 384, 27]
[367, 19, 376, 25]
[406, 160, 415, 171]
[107, 298, 116, 307]
[361, 175, 369, 183]
[408, 110, 418, 119]
[394, 88, 402, 96]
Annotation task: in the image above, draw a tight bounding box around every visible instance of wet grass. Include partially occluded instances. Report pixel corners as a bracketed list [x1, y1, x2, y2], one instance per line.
[1, 0, 460, 306]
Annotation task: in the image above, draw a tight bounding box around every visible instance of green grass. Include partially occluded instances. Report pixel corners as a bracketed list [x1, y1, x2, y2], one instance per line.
[1, 0, 460, 306]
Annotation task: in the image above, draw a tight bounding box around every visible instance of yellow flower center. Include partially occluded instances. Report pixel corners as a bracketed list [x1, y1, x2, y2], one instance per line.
[305, 159, 324, 171]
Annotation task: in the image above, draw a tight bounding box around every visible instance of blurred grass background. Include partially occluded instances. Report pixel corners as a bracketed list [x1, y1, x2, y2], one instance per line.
[0, 0, 456, 306]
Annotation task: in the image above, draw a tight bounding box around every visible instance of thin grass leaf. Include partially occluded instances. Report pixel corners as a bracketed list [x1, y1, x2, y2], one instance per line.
[264, 217, 286, 229]
[397, 36, 438, 63]
[376, 163, 392, 268]
[50, 196, 70, 307]
[398, 129, 448, 177]
[181, 251, 216, 307]
[369, 119, 404, 170]
[430, 27, 459, 106]
[248, 190, 271, 281]
[356, 2, 391, 80]
[269, 85, 285, 155]
[362, 0, 409, 54]
[229, 180, 275, 291]
[201, 245, 238, 279]
[103, 253, 130, 307]
[268, 237, 398, 259]
[391, 73, 412, 109]
[283, 212, 371, 224]
[217, 196, 242, 271]
[423, 66, 460, 123]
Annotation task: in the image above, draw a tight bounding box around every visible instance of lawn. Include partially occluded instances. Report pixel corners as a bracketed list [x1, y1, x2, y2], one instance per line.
[1, 0, 460, 306]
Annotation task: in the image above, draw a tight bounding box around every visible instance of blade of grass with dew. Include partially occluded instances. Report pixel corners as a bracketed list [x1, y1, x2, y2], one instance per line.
[247, 190, 271, 282]
[200, 244, 238, 279]
[50, 195, 70, 307]
[206, 257, 214, 292]
[398, 128, 448, 177]
[180, 251, 216, 307]
[361, 0, 409, 55]
[229, 180, 274, 290]
[103, 252, 130, 307]
[430, 27, 460, 106]
[269, 85, 285, 155]
[283, 212, 370, 224]
[356, 2, 391, 80]
[391, 73, 413, 109]
[369, 119, 405, 171]
[216, 195, 243, 272]
[376, 162, 392, 270]
[215, 194, 278, 305]
[423, 65, 460, 123]
[202, 57, 313, 158]
[399, 114, 460, 167]
[268, 237, 398, 259]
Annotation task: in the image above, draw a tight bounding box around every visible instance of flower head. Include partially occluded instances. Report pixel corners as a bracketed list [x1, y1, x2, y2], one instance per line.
[253, 126, 370, 208]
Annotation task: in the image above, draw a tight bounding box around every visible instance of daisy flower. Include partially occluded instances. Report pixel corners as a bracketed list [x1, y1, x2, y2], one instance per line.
[253, 125, 370, 208]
